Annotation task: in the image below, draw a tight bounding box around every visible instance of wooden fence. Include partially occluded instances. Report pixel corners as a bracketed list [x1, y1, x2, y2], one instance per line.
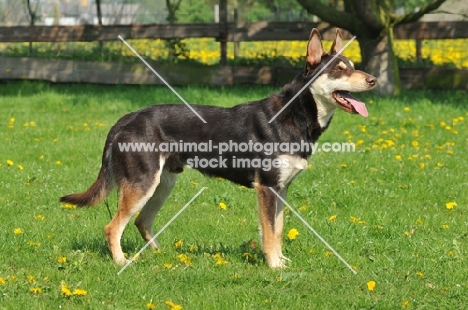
[0, 21, 467, 88]
[0, 21, 467, 42]
[0, 21, 467, 64]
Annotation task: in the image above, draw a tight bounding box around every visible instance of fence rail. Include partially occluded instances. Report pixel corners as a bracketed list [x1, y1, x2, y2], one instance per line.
[0, 21, 466, 43]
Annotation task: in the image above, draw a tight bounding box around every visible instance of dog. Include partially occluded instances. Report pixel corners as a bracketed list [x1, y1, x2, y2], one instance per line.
[60, 28, 376, 269]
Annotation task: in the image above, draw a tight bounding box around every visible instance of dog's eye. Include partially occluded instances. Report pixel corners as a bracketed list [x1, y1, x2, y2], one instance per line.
[335, 66, 346, 71]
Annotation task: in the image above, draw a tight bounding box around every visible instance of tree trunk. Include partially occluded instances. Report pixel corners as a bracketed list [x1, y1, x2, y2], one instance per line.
[96, 0, 104, 59]
[358, 27, 401, 96]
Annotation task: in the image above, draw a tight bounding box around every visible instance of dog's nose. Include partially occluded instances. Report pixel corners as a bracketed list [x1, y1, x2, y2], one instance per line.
[366, 76, 377, 86]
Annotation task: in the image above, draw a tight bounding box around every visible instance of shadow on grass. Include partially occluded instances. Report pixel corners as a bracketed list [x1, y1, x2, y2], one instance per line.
[70, 235, 266, 265]
[174, 239, 266, 266]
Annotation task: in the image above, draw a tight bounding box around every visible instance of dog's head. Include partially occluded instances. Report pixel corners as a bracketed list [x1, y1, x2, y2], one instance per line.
[305, 28, 377, 117]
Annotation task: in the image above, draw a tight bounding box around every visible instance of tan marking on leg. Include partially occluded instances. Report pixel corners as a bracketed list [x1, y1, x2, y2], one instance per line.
[105, 160, 165, 265]
[254, 183, 286, 269]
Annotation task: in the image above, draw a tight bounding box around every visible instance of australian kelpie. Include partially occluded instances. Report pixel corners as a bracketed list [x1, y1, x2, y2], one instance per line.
[60, 28, 376, 268]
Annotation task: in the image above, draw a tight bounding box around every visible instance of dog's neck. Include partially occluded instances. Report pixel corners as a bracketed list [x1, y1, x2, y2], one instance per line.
[313, 95, 336, 129]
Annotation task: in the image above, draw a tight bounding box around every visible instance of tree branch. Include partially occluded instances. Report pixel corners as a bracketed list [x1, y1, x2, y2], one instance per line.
[349, 0, 390, 30]
[391, 0, 447, 25]
[296, 0, 357, 33]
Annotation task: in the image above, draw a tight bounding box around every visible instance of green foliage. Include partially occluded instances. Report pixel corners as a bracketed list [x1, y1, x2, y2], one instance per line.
[178, 0, 214, 23]
[0, 82, 467, 308]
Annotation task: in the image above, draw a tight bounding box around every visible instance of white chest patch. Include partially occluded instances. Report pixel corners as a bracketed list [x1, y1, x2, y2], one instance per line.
[309, 74, 337, 128]
[277, 154, 308, 188]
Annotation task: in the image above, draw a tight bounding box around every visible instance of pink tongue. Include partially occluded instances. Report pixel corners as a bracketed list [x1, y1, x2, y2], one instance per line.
[345, 96, 368, 117]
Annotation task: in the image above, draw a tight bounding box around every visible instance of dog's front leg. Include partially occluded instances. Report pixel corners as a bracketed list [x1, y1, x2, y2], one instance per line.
[275, 186, 291, 264]
[254, 183, 288, 269]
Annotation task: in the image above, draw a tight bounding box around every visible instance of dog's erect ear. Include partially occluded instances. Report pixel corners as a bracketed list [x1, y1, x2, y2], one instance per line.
[329, 28, 343, 55]
[306, 28, 325, 68]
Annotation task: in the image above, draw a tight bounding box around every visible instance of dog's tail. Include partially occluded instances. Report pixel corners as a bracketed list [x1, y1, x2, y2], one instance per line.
[59, 142, 114, 207]
[59, 165, 112, 207]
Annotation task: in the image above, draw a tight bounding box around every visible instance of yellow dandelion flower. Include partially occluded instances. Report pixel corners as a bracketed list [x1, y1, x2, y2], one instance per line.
[340, 163, 348, 168]
[441, 224, 449, 229]
[56, 160, 62, 165]
[328, 214, 337, 221]
[213, 253, 228, 265]
[445, 202, 456, 210]
[0, 277, 5, 285]
[14, 228, 23, 235]
[73, 288, 87, 296]
[402, 300, 410, 307]
[366, 280, 376, 291]
[416, 219, 423, 225]
[447, 150, 453, 155]
[219, 202, 227, 210]
[61, 203, 76, 209]
[299, 205, 308, 211]
[165, 300, 183, 310]
[60, 282, 72, 297]
[58, 256, 67, 264]
[448, 250, 453, 256]
[147, 301, 156, 309]
[6, 159, 14, 166]
[411, 140, 419, 147]
[324, 251, 333, 257]
[419, 163, 425, 169]
[177, 254, 192, 266]
[287, 228, 299, 240]
[164, 263, 173, 269]
[403, 107, 410, 111]
[17, 164, 24, 170]
[395, 155, 402, 161]
[416, 271, 424, 278]
[30, 287, 42, 294]
[174, 239, 183, 249]
[34, 214, 45, 220]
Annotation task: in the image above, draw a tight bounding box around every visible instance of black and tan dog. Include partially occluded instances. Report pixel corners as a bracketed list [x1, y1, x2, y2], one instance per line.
[60, 28, 376, 268]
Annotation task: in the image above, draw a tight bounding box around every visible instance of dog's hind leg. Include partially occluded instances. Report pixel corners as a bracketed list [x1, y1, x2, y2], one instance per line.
[134, 169, 178, 249]
[104, 161, 165, 266]
[254, 183, 288, 269]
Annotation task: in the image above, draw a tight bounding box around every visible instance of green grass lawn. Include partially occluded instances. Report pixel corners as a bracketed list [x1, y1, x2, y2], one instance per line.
[0, 81, 467, 309]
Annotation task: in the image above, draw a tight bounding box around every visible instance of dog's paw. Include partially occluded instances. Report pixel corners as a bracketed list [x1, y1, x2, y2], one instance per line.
[279, 255, 291, 263]
[115, 257, 132, 266]
[267, 255, 289, 269]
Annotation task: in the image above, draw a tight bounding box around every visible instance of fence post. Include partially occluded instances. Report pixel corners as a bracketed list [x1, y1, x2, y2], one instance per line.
[233, 8, 239, 58]
[219, 0, 228, 66]
[415, 39, 422, 62]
